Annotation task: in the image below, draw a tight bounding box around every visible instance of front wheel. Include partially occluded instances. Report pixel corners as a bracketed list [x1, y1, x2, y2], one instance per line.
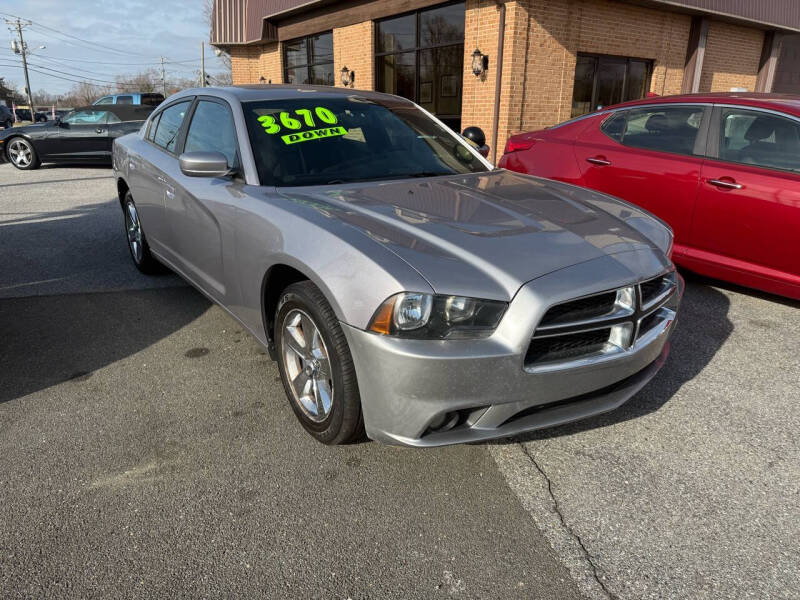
[275, 281, 364, 445]
[123, 192, 161, 274]
[6, 137, 40, 170]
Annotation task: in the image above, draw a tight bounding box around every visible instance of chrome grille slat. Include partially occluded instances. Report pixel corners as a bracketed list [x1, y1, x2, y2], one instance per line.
[525, 271, 678, 372]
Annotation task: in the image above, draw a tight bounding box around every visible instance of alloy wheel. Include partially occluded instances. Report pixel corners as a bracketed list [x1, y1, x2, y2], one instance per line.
[281, 309, 334, 422]
[8, 139, 32, 168]
[125, 201, 143, 263]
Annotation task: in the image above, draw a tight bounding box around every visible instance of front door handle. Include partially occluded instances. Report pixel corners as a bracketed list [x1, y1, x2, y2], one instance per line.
[165, 187, 175, 200]
[708, 178, 743, 190]
[95, 128, 106, 134]
[586, 156, 611, 166]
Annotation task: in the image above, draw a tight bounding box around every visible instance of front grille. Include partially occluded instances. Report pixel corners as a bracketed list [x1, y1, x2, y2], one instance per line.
[538, 291, 616, 326]
[640, 277, 664, 305]
[525, 271, 678, 371]
[526, 328, 611, 364]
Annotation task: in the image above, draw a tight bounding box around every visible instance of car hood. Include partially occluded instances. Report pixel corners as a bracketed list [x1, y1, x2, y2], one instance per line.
[278, 170, 669, 300]
[0, 121, 54, 137]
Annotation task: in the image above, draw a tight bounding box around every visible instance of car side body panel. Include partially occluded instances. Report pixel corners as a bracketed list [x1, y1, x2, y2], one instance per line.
[500, 93, 800, 300]
[113, 85, 681, 446]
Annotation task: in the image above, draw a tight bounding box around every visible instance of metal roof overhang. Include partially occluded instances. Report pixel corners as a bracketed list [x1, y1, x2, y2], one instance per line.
[210, 0, 800, 46]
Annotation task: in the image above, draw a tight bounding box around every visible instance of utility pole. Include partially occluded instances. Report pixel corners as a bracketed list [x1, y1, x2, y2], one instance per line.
[159, 56, 166, 96]
[201, 41, 206, 87]
[6, 18, 35, 116]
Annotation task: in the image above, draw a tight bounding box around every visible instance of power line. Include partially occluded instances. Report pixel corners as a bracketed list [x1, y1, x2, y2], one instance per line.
[0, 61, 153, 88]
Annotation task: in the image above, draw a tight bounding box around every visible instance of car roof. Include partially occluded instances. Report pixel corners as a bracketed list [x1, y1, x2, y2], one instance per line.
[605, 92, 800, 118]
[165, 84, 416, 107]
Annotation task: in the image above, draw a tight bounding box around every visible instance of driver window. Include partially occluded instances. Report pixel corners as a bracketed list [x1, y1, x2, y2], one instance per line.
[95, 97, 113, 105]
[183, 100, 238, 167]
[64, 110, 109, 124]
[152, 101, 191, 153]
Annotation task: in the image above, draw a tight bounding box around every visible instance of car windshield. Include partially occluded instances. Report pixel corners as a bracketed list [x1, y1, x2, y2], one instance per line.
[243, 96, 488, 186]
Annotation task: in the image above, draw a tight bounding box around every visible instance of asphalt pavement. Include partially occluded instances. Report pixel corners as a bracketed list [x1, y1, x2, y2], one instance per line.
[0, 164, 579, 598]
[1, 163, 798, 599]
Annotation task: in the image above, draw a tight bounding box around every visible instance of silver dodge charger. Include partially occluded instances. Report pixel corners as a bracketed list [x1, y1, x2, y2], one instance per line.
[113, 85, 683, 447]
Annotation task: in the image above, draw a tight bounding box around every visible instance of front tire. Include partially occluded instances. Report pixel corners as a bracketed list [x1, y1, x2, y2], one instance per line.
[123, 192, 160, 274]
[275, 281, 364, 445]
[6, 137, 40, 170]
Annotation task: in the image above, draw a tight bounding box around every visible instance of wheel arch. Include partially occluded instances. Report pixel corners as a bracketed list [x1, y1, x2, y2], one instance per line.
[116, 177, 130, 207]
[260, 263, 314, 358]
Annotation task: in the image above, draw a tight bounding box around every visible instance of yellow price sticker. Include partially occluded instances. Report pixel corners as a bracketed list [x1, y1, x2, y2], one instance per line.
[281, 126, 346, 145]
[258, 106, 338, 137]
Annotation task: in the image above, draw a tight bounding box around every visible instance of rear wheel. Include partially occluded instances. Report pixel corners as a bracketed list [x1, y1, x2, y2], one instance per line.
[275, 281, 364, 445]
[123, 192, 161, 274]
[6, 137, 40, 170]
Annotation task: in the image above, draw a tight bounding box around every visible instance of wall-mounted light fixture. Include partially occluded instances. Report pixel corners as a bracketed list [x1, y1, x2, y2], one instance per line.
[340, 66, 355, 87]
[471, 49, 489, 77]
[259, 76, 266, 83]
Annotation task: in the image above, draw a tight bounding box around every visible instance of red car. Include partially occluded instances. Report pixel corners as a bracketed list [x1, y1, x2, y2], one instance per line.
[499, 93, 800, 300]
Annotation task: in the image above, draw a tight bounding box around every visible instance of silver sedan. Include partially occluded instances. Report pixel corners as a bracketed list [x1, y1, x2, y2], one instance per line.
[112, 85, 682, 447]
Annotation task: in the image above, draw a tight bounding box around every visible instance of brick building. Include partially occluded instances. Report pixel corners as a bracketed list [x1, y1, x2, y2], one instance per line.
[211, 0, 800, 160]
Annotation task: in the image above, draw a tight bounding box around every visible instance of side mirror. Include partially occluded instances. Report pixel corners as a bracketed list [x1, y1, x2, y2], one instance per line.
[179, 151, 232, 178]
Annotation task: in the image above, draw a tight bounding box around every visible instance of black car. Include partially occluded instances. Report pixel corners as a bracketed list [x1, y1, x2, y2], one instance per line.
[14, 108, 48, 123]
[0, 105, 13, 129]
[0, 104, 153, 170]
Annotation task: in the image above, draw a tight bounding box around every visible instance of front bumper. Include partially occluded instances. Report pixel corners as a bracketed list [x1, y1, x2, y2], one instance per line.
[343, 250, 683, 447]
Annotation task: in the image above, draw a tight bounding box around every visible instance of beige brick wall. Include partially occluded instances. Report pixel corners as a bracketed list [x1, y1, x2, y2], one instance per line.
[699, 21, 763, 92]
[462, 0, 692, 159]
[226, 0, 767, 159]
[333, 22, 375, 90]
[519, 0, 691, 133]
[230, 43, 282, 84]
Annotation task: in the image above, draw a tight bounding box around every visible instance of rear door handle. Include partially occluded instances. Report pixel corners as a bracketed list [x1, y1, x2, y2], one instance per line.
[96, 128, 106, 134]
[707, 178, 743, 190]
[586, 156, 611, 166]
[165, 187, 175, 200]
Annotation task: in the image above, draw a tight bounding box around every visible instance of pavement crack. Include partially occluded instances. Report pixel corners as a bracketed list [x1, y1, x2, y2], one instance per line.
[519, 443, 618, 600]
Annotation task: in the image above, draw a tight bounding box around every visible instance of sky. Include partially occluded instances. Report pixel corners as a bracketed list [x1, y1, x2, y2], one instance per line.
[0, 0, 227, 97]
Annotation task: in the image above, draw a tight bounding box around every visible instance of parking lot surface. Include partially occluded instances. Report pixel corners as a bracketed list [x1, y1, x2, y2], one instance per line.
[1, 164, 798, 599]
[0, 165, 579, 599]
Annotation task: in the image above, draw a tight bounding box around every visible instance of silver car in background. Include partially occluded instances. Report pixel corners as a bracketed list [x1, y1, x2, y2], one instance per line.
[112, 85, 682, 447]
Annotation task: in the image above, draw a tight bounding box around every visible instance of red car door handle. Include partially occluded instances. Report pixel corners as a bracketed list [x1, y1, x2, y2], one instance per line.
[708, 178, 743, 190]
[586, 156, 611, 166]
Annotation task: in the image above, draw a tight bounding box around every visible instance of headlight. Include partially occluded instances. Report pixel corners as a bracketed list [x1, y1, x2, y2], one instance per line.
[368, 292, 507, 339]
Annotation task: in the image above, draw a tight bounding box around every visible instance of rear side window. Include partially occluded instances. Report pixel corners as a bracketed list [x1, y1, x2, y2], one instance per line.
[718, 108, 800, 173]
[601, 105, 705, 156]
[183, 100, 238, 167]
[152, 101, 191, 153]
[116, 96, 133, 105]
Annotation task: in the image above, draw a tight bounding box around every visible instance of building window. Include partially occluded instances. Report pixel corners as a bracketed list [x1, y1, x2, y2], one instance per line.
[571, 53, 653, 117]
[283, 31, 334, 85]
[375, 2, 465, 131]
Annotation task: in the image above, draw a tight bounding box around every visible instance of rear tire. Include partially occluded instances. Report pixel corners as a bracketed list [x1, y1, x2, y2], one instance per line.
[6, 137, 40, 170]
[122, 191, 161, 274]
[275, 281, 364, 445]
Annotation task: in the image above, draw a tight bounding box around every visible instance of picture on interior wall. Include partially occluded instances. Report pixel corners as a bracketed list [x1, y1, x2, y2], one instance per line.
[441, 74, 458, 97]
